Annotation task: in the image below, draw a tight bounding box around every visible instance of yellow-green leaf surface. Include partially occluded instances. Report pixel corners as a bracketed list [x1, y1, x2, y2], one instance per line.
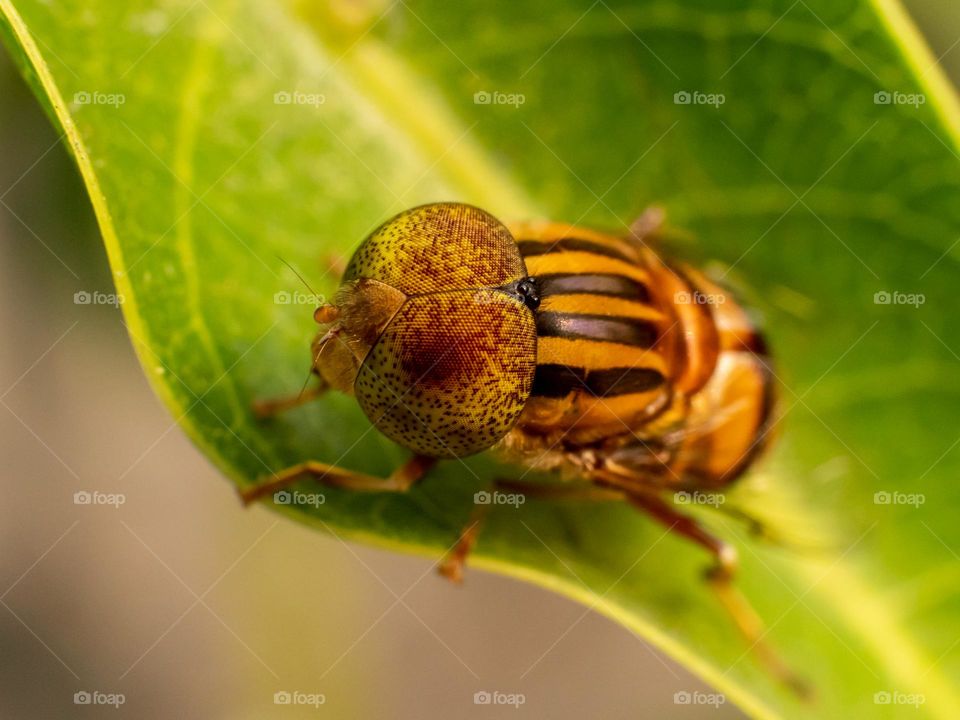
[3, 1, 960, 717]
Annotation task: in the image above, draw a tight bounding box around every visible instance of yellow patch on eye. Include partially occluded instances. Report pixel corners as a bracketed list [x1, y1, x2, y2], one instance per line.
[344, 203, 527, 296]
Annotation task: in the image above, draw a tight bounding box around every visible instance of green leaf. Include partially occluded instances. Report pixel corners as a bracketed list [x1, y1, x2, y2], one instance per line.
[3, 0, 960, 716]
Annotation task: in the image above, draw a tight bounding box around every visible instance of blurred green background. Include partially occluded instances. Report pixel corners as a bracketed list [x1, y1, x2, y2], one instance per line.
[1, 1, 957, 718]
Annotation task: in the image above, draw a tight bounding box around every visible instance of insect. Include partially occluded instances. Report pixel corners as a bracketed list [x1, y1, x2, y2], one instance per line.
[244, 202, 807, 696]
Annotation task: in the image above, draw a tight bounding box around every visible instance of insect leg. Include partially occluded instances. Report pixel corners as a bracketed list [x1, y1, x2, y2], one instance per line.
[698, 502, 833, 555]
[626, 492, 812, 700]
[627, 205, 696, 250]
[238, 455, 436, 506]
[628, 205, 666, 246]
[436, 502, 487, 584]
[438, 481, 625, 583]
[252, 384, 327, 418]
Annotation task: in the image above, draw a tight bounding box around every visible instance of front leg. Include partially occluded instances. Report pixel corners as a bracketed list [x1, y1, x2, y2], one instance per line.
[239, 455, 436, 505]
[252, 383, 327, 418]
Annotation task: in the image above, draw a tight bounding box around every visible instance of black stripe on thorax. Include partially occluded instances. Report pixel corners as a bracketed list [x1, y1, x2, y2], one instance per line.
[517, 237, 634, 264]
[537, 273, 650, 303]
[532, 364, 664, 398]
[536, 312, 658, 348]
[737, 331, 769, 356]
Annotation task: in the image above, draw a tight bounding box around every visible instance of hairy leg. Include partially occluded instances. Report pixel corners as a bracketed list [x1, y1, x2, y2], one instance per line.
[626, 491, 811, 699]
[628, 205, 666, 247]
[438, 480, 624, 582]
[252, 383, 327, 418]
[239, 455, 436, 505]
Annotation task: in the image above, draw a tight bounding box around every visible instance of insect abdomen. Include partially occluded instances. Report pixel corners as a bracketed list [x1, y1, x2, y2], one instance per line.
[670, 266, 775, 487]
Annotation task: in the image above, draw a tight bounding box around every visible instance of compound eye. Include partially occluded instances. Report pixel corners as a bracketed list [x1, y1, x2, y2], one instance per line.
[344, 203, 527, 295]
[354, 290, 537, 458]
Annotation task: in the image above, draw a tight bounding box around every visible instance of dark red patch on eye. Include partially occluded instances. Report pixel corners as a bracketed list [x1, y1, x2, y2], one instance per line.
[395, 300, 500, 389]
[399, 328, 483, 387]
[354, 290, 538, 458]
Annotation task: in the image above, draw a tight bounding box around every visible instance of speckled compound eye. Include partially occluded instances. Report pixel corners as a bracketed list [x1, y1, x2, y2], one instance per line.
[344, 203, 526, 294]
[354, 289, 537, 458]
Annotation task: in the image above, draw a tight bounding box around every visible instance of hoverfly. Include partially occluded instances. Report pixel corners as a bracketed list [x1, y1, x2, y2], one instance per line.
[244, 202, 806, 696]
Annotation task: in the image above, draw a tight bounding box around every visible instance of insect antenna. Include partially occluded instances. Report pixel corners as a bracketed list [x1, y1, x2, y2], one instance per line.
[274, 255, 331, 402]
[276, 254, 340, 324]
[276, 255, 323, 298]
[296, 349, 321, 401]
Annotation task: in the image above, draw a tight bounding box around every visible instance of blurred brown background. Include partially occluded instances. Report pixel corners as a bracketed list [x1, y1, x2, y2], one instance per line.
[1, 2, 957, 718]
